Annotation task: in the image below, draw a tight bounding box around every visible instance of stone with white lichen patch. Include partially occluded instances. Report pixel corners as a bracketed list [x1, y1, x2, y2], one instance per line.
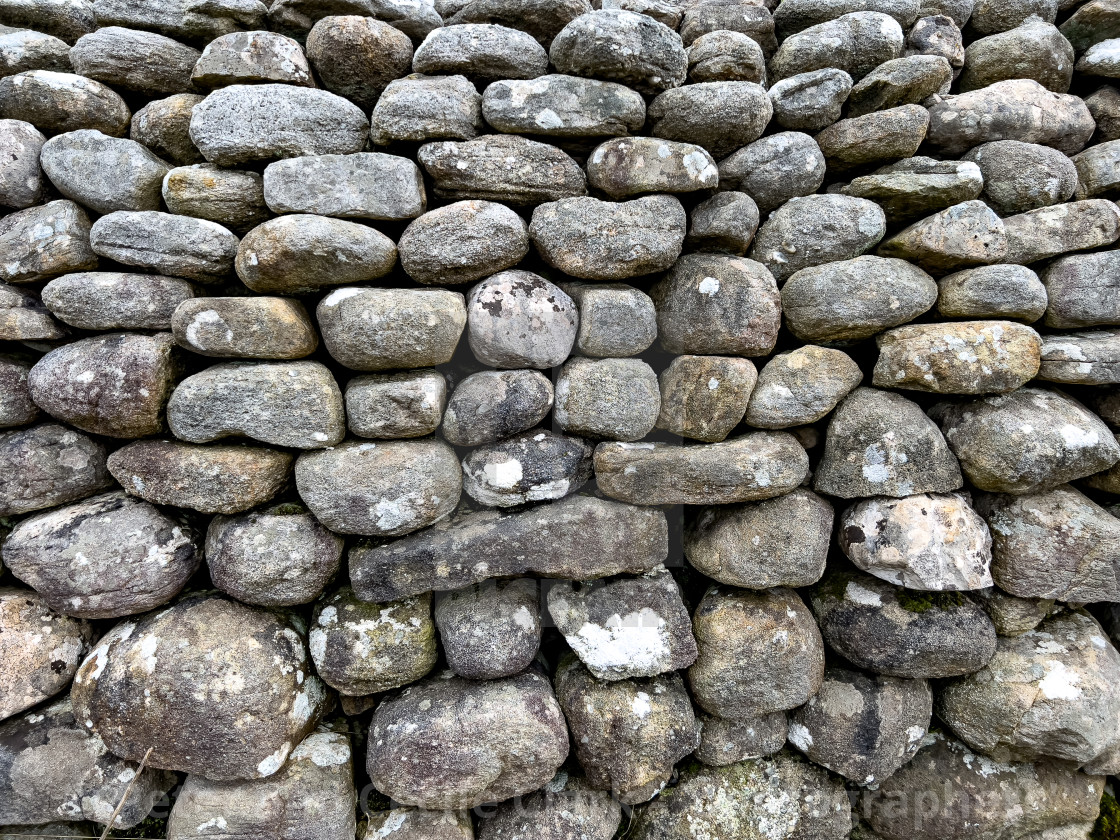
[435, 579, 541, 680]
[585, 136, 719, 198]
[0, 423, 111, 516]
[462, 427, 592, 507]
[475, 772, 621, 840]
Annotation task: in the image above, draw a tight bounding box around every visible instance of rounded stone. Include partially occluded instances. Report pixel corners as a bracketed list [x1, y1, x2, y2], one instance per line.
[0, 423, 110, 516]
[481, 74, 646, 138]
[172, 296, 318, 359]
[554, 357, 660, 441]
[441, 369, 554, 447]
[371, 75, 484, 145]
[962, 140, 1079, 216]
[89, 211, 239, 283]
[0, 119, 45, 209]
[770, 12, 904, 82]
[42, 130, 171, 216]
[686, 29, 766, 83]
[42, 273, 195, 331]
[585, 136, 719, 198]
[399, 200, 529, 286]
[647, 81, 771, 158]
[937, 264, 1048, 322]
[192, 30, 312, 88]
[69, 26, 200, 95]
[466, 270, 578, 369]
[346, 370, 447, 440]
[718, 132, 826, 213]
[686, 192, 760, 255]
[434, 579, 541, 680]
[462, 428, 592, 507]
[744, 346, 864, 429]
[0, 70, 130, 136]
[0, 199, 97, 285]
[306, 15, 413, 111]
[162, 164, 270, 234]
[768, 68, 853, 131]
[130, 93, 205, 165]
[655, 354, 756, 443]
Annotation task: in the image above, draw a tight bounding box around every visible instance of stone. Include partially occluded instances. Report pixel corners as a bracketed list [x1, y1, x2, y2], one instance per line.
[442, 369, 553, 446]
[415, 23, 548, 83]
[1037, 330, 1120, 385]
[370, 74, 483, 145]
[419, 134, 587, 204]
[0, 70, 129, 136]
[108, 439, 292, 515]
[466, 271, 577, 368]
[967, 0, 1057, 35]
[367, 671, 568, 809]
[207, 503, 342, 606]
[840, 157, 985, 223]
[554, 658, 699, 804]
[0, 200, 96, 285]
[585, 136, 718, 198]
[0, 587, 91, 723]
[594, 432, 809, 505]
[1076, 37, 1120, 76]
[0, 284, 62, 340]
[365, 809, 474, 840]
[872, 320, 1042, 393]
[0, 823, 97, 838]
[166, 730, 356, 840]
[933, 388, 1120, 493]
[0, 0, 93, 42]
[550, 9, 686, 94]
[399, 200, 527, 286]
[69, 26, 199, 94]
[718, 132, 826, 214]
[0, 119, 44, 209]
[295, 439, 460, 537]
[684, 488, 833, 589]
[686, 29, 766, 83]
[745, 346, 863, 428]
[975, 587, 1053, 637]
[130, 93, 205, 165]
[749, 194, 885, 283]
[0, 356, 36, 427]
[350, 495, 667, 601]
[651, 253, 780, 356]
[1086, 84, 1120, 142]
[93, 0, 269, 42]
[42, 273, 195, 331]
[1002, 199, 1120, 265]
[0, 424, 109, 516]
[474, 775, 621, 840]
[189, 84, 368, 166]
[434, 578, 541, 680]
[1060, 0, 1120, 53]
[689, 586, 825, 718]
[90, 211, 238, 282]
[172, 296, 316, 359]
[695, 711, 788, 766]
[788, 668, 932, 785]
[964, 140, 1079, 216]
[0, 697, 176, 828]
[811, 569, 998, 678]
[449, 0, 590, 46]
[306, 15, 412, 111]
[975, 486, 1120, 602]
[554, 357, 660, 441]
[815, 104, 930, 173]
[938, 612, 1120, 765]
[771, 12, 903, 82]
[773, 0, 919, 37]
[482, 74, 644, 138]
[530, 194, 685, 280]
[192, 30, 311, 88]
[346, 370, 446, 440]
[463, 428, 592, 506]
[1042, 251, 1120, 327]
[267, 0, 441, 44]
[562, 282, 657, 357]
[814, 387, 964, 498]
[548, 569, 697, 681]
[937, 264, 1048, 322]
[72, 593, 326, 780]
[686, 192, 760, 254]
[839, 492, 994, 591]
[1073, 140, 1120, 200]
[309, 588, 436, 695]
[656, 355, 755, 442]
[28, 333, 176, 439]
[263, 153, 425, 220]
[782, 256, 938, 343]
[926, 79, 1095, 156]
[768, 68, 852, 131]
[961, 20, 1073, 94]
[2, 490, 200, 618]
[647, 81, 770, 158]
[678, 1, 777, 53]
[878, 199, 1008, 274]
[847, 54, 951, 116]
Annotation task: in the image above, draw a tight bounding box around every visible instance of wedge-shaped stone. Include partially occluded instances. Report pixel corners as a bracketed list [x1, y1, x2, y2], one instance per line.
[878, 200, 1007, 273]
[1038, 329, 1120, 385]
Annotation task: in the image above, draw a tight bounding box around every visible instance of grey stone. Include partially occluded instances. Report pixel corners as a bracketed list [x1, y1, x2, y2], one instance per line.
[678, 0, 777, 53]
[192, 30, 312, 88]
[847, 54, 951, 116]
[975, 587, 1053, 637]
[1042, 251, 1120, 328]
[370, 74, 483, 145]
[0, 283, 62, 340]
[905, 13, 965, 69]
[1073, 139, 1120, 200]
[2, 490, 200, 618]
[840, 157, 985, 224]
[932, 387, 1120, 493]
[815, 104, 930, 173]
[563, 283, 657, 357]
[963, 140, 1078, 216]
[419, 134, 587, 204]
[346, 369, 446, 440]
[482, 73, 645, 138]
[960, 20, 1074, 93]
[0, 200, 96, 285]
[414, 23, 548, 82]
[596, 0, 680, 27]
[0, 119, 44, 209]
[450, 0, 590, 46]
[647, 81, 770, 158]
[267, 0, 442, 44]
[349, 494, 667, 601]
[1087, 85, 1120, 143]
[41, 130, 170, 215]
[594, 432, 810, 505]
[1060, 0, 1120, 53]
[434, 578, 541, 680]
[749, 194, 886, 283]
[554, 357, 660, 441]
[656, 354, 755, 442]
[90, 211, 238, 282]
[109, 439, 292, 515]
[189, 84, 368, 166]
[475, 774, 621, 840]
[71, 593, 327, 780]
[0, 822, 99, 838]
[937, 264, 1048, 322]
[236, 215, 396, 294]
[768, 68, 852, 131]
[554, 657, 699, 804]
[745, 345, 863, 428]
[467, 271, 577, 368]
[42, 272, 193, 331]
[365, 809, 474, 840]
[1038, 329, 1120, 385]
[0, 1, 90, 42]
[306, 15, 412, 111]
[0, 70, 129, 136]
[130, 93, 205, 165]
[814, 387, 964, 498]
[93, 0, 269, 43]
[550, 9, 686, 94]
[770, 12, 903, 82]
[878, 200, 1007, 273]
[686, 29, 766, 83]
[70, 25, 199, 94]
[531, 194, 685, 280]
[162, 164, 268, 234]
[263, 152, 425, 220]
[463, 428, 592, 506]
[0, 29, 69, 80]
[310, 588, 436, 695]
[966, 0, 1056, 34]
[781, 255, 938, 342]
[172, 296, 317, 360]
[442, 369, 553, 446]
[1003, 198, 1120, 265]
[295, 438, 461, 536]
[400, 200, 528, 286]
[586, 136, 718, 198]
[0, 424, 109, 516]
[368, 671, 568, 810]
[718, 132, 826, 213]
[0, 356, 37, 428]
[28, 333, 176, 438]
[773, 0, 919, 37]
[694, 712, 787, 766]
[686, 192, 759, 254]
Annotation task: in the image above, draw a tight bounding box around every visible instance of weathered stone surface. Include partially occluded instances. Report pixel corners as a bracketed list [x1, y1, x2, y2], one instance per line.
[93, 0, 269, 43]
[0, 424, 110, 516]
[768, 68, 853, 131]
[686, 29, 766, 83]
[475, 774, 621, 840]
[976, 587, 1054, 637]
[1002, 199, 1120, 264]
[937, 264, 1048, 322]
[441, 369, 554, 446]
[686, 192, 759, 254]
[1076, 38, 1120, 77]
[554, 357, 660, 441]
[189, 84, 368, 165]
[482, 73, 644, 138]
[550, 9, 686, 94]
[647, 81, 770, 158]
[967, 0, 1058, 35]
[1042, 251, 1120, 328]
[0, 29, 70, 80]
[418, 23, 546, 83]
[267, 0, 441, 44]
[745, 346, 863, 428]
[449, 0, 590, 46]
[847, 54, 951, 116]
[192, 30, 311, 88]
[463, 428, 592, 507]
[718, 131, 826, 213]
[346, 369, 447, 440]
[695, 711, 788, 766]
[90, 211, 238, 282]
[71, 593, 327, 780]
[656, 354, 755, 442]
[816, 104, 930, 172]
[435, 578, 541, 680]
[679, 1, 777, 53]
[0, 0, 94, 42]
[811, 569, 998, 678]
[960, 20, 1074, 93]
[0, 200, 96, 285]
[130, 93, 206, 165]
[295, 438, 461, 536]
[2, 490, 201, 618]
[815, 387, 963, 498]
[0, 71, 129, 136]
[0, 283, 63, 340]
[0, 119, 44, 209]
[42, 273, 194, 331]
[399, 200, 527, 286]
[1061, 0, 1120, 53]
[173, 296, 317, 359]
[263, 152, 425, 220]
[70, 26, 199, 94]
[1086, 84, 1120, 142]
[878, 200, 1007, 273]
[771, 12, 904, 82]
[350, 495, 667, 601]
[371, 74, 483, 145]
[933, 388, 1120, 493]
[840, 157, 985, 223]
[594, 432, 809, 506]
[467, 270, 577, 368]
[28, 333, 176, 438]
[108, 439, 292, 515]
[367, 671, 569, 809]
[0, 356, 37, 427]
[1073, 139, 1120, 200]
[554, 657, 699, 804]
[306, 15, 412, 111]
[563, 282, 657, 357]
[1038, 330, 1120, 385]
[773, 0, 919, 38]
[585, 136, 718, 198]
[365, 809, 475, 840]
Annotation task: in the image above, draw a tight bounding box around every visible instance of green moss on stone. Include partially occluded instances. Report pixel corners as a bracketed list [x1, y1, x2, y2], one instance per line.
[896, 589, 967, 613]
[1092, 791, 1120, 840]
